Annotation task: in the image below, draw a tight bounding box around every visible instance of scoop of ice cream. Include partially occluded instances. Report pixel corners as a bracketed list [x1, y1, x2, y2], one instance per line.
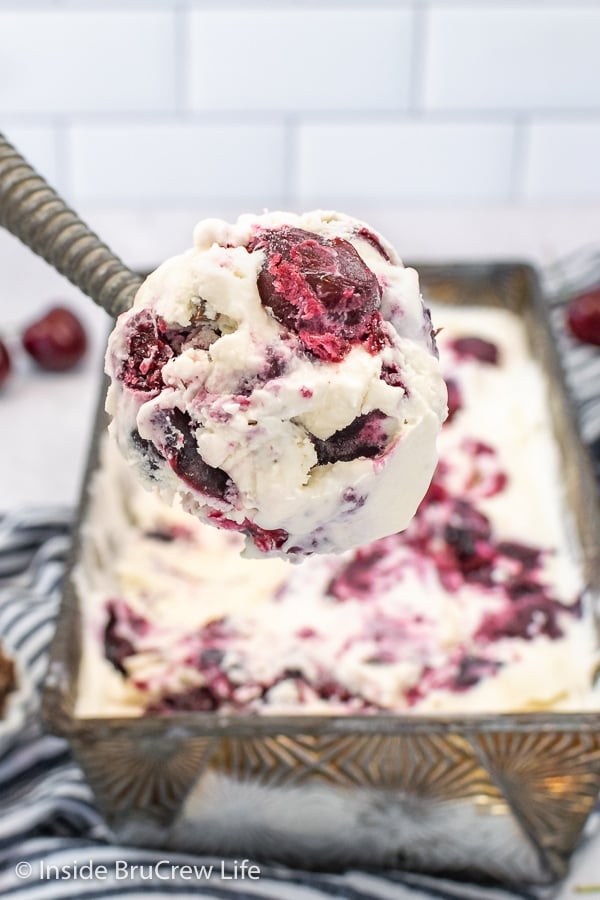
[105, 210, 447, 559]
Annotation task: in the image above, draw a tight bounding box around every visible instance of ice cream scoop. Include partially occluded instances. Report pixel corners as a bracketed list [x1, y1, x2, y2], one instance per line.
[0, 133, 141, 316]
[0, 135, 447, 559]
[105, 212, 447, 559]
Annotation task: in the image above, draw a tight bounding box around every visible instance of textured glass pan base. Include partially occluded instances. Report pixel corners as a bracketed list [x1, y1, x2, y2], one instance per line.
[43, 263, 600, 886]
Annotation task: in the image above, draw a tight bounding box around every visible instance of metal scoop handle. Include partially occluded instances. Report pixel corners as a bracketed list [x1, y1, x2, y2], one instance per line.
[0, 133, 142, 318]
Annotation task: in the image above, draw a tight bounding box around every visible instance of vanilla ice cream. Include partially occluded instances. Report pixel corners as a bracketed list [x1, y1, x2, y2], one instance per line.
[105, 211, 447, 559]
[77, 305, 598, 717]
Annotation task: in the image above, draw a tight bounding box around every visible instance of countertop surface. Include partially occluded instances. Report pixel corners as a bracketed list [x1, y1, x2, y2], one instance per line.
[1, 204, 600, 510]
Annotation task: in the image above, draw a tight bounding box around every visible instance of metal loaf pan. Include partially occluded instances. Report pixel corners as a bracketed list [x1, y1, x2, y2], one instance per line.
[43, 263, 600, 886]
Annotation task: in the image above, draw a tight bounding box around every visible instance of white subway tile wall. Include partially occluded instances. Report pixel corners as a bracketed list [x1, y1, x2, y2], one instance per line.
[424, 8, 600, 111]
[296, 120, 515, 204]
[0, 2, 599, 207]
[524, 120, 600, 200]
[69, 122, 286, 204]
[187, 10, 414, 112]
[0, 11, 177, 114]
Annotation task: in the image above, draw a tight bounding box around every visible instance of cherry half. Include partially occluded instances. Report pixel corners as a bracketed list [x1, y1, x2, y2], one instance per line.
[566, 288, 600, 347]
[310, 410, 391, 465]
[0, 339, 11, 387]
[450, 337, 499, 365]
[22, 305, 87, 372]
[249, 227, 386, 362]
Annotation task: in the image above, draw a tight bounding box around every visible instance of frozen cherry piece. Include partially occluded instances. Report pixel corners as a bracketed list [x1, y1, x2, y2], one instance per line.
[566, 288, 600, 346]
[315, 678, 353, 703]
[249, 226, 386, 361]
[0, 339, 11, 387]
[497, 540, 541, 571]
[131, 429, 162, 477]
[476, 595, 565, 642]
[453, 655, 502, 690]
[103, 599, 149, 675]
[147, 685, 221, 713]
[445, 378, 462, 423]
[327, 542, 389, 601]
[311, 410, 390, 465]
[380, 362, 408, 392]
[22, 305, 87, 372]
[157, 408, 234, 500]
[118, 310, 173, 393]
[451, 337, 499, 365]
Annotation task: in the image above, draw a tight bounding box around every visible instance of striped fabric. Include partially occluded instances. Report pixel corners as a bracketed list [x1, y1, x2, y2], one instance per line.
[543, 246, 600, 468]
[0, 514, 538, 900]
[0, 257, 599, 899]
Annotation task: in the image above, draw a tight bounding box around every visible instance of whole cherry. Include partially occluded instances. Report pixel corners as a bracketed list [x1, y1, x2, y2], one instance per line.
[566, 288, 600, 347]
[0, 338, 11, 387]
[22, 305, 87, 371]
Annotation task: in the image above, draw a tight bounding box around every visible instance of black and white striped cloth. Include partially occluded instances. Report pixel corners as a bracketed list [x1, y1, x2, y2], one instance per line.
[543, 246, 600, 469]
[1, 255, 599, 900]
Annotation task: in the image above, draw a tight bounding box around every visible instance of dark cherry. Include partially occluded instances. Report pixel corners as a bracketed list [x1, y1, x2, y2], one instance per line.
[131, 429, 162, 477]
[566, 288, 600, 346]
[249, 226, 386, 361]
[497, 540, 541, 570]
[423, 305, 440, 358]
[327, 542, 389, 601]
[380, 362, 408, 392]
[157, 408, 234, 500]
[144, 530, 176, 542]
[314, 678, 353, 703]
[119, 310, 173, 393]
[147, 685, 220, 713]
[0, 338, 11, 387]
[506, 579, 542, 600]
[405, 682, 425, 707]
[103, 600, 148, 675]
[451, 337, 499, 365]
[445, 378, 462, 423]
[22, 305, 87, 372]
[311, 410, 390, 465]
[444, 524, 478, 561]
[453, 655, 502, 690]
[448, 499, 492, 542]
[476, 595, 565, 642]
[421, 463, 450, 505]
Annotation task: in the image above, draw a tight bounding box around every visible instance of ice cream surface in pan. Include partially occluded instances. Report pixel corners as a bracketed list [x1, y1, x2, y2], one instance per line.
[78, 305, 597, 717]
[105, 211, 447, 559]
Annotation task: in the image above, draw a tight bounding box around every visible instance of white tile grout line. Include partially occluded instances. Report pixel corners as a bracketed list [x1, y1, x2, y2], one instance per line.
[8, 1, 415, 8]
[4, 111, 600, 128]
[9, 1, 600, 8]
[5, 1, 600, 11]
